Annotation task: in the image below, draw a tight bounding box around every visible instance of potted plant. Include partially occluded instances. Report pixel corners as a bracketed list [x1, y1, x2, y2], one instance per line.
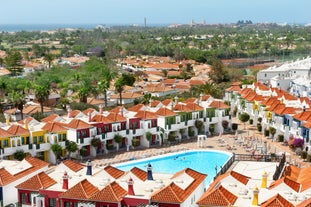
[257, 123, 262, 132]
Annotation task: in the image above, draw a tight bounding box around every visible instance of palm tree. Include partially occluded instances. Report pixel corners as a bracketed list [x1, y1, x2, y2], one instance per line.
[65, 141, 78, 159]
[34, 84, 50, 113]
[10, 91, 26, 120]
[114, 73, 135, 106]
[51, 143, 62, 164]
[43, 53, 55, 69]
[98, 66, 117, 107]
[141, 93, 153, 105]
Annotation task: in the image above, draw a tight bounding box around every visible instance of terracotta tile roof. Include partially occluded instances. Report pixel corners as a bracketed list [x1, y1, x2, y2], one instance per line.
[130, 167, 147, 181]
[15, 172, 56, 190]
[189, 79, 205, 85]
[110, 92, 143, 99]
[104, 166, 126, 179]
[261, 97, 278, 106]
[162, 78, 176, 85]
[62, 160, 84, 172]
[183, 98, 197, 104]
[109, 106, 124, 113]
[285, 166, 311, 192]
[161, 99, 173, 106]
[42, 122, 67, 132]
[260, 194, 294, 207]
[7, 124, 30, 136]
[293, 111, 311, 121]
[297, 197, 311, 207]
[254, 81, 269, 91]
[66, 119, 93, 129]
[155, 107, 176, 116]
[135, 110, 158, 120]
[230, 171, 250, 185]
[91, 114, 114, 123]
[40, 114, 60, 122]
[152, 168, 206, 203]
[60, 179, 99, 200]
[274, 106, 296, 115]
[17, 116, 36, 125]
[106, 112, 127, 122]
[185, 102, 204, 111]
[83, 108, 97, 116]
[173, 104, 193, 112]
[0, 128, 13, 138]
[269, 177, 300, 192]
[239, 88, 253, 96]
[201, 95, 211, 101]
[196, 185, 237, 206]
[90, 181, 127, 202]
[226, 85, 241, 92]
[266, 101, 283, 112]
[282, 93, 297, 101]
[0, 156, 49, 186]
[70, 110, 82, 118]
[23, 104, 53, 114]
[145, 85, 173, 93]
[302, 122, 311, 128]
[150, 100, 161, 107]
[128, 104, 145, 112]
[208, 100, 230, 109]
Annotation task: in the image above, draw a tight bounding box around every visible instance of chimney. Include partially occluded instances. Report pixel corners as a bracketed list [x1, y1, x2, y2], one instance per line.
[261, 171, 268, 188]
[99, 104, 103, 114]
[62, 172, 69, 190]
[252, 187, 259, 206]
[147, 163, 154, 180]
[24, 119, 29, 130]
[303, 105, 306, 112]
[127, 177, 135, 195]
[174, 96, 178, 105]
[88, 112, 92, 122]
[86, 160, 92, 176]
[5, 114, 10, 125]
[67, 106, 72, 118]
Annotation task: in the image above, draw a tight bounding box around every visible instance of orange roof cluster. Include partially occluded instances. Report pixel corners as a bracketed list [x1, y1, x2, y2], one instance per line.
[89, 181, 127, 202]
[135, 110, 158, 120]
[196, 185, 237, 206]
[155, 107, 176, 116]
[151, 168, 206, 203]
[7, 125, 30, 136]
[60, 179, 98, 200]
[66, 119, 93, 129]
[0, 156, 49, 186]
[15, 172, 56, 190]
[42, 122, 67, 132]
[208, 100, 229, 109]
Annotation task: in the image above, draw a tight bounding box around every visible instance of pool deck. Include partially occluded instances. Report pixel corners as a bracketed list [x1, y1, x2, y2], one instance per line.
[93, 118, 310, 168]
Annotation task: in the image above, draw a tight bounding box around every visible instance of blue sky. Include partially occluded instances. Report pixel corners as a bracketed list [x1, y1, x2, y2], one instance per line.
[0, 0, 310, 25]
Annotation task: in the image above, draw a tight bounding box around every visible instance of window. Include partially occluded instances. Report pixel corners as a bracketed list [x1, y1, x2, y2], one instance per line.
[21, 138, 25, 145]
[64, 202, 70, 207]
[39, 136, 44, 143]
[33, 136, 37, 144]
[48, 198, 56, 207]
[3, 140, 8, 147]
[82, 130, 87, 137]
[20, 193, 26, 204]
[62, 133, 67, 141]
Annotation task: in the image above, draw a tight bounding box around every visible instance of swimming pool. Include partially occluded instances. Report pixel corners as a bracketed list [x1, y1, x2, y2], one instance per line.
[114, 150, 232, 186]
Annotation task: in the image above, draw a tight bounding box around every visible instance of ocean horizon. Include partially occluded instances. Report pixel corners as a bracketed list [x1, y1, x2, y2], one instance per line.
[0, 23, 170, 32]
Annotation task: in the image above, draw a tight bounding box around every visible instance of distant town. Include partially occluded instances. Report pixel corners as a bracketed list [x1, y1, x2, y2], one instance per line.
[0, 23, 311, 207]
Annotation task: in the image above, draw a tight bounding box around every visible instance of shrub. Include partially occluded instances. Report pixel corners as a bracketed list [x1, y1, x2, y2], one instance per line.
[132, 138, 140, 147]
[257, 117, 262, 123]
[249, 119, 253, 124]
[257, 123, 262, 132]
[301, 151, 307, 160]
[307, 154, 311, 162]
[277, 134, 284, 142]
[293, 138, 304, 148]
[264, 129, 269, 137]
[232, 123, 238, 131]
[222, 120, 229, 129]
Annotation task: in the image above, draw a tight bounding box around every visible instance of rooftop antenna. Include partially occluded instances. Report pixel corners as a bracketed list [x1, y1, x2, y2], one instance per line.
[144, 17, 147, 27]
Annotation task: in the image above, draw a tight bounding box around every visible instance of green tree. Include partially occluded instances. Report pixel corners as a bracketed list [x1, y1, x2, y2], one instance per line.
[43, 53, 55, 69]
[114, 73, 135, 106]
[65, 141, 78, 158]
[14, 150, 26, 161]
[141, 93, 153, 105]
[238, 113, 250, 129]
[10, 91, 26, 120]
[51, 143, 62, 162]
[98, 65, 117, 107]
[4, 50, 23, 76]
[34, 84, 50, 113]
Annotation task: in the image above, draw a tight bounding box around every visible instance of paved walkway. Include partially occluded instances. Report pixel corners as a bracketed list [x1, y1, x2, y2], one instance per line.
[93, 119, 310, 168]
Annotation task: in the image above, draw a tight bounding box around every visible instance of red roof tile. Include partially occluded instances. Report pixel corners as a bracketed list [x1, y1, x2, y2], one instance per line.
[66, 119, 93, 129]
[135, 110, 158, 120]
[106, 112, 126, 122]
[42, 122, 67, 132]
[60, 179, 99, 200]
[260, 194, 294, 207]
[41, 114, 60, 122]
[104, 166, 126, 179]
[0, 156, 49, 186]
[91, 114, 114, 123]
[90, 181, 127, 202]
[196, 185, 237, 206]
[62, 160, 84, 172]
[128, 104, 145, 112]
[7, 124, 30, 136]
[208, 100, 229, 109]
[15, 172, 56, 190]
[155, 107, 176, 116]
[130, 167, 147, 181]
[0, 128, 13, 138]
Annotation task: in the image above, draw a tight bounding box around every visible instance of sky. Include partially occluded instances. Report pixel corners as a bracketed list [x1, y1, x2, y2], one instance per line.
[0, 0, 310, 25]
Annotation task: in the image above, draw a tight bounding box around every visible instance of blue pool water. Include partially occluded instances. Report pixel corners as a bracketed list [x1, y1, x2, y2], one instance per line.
[114, 150, 231, 186]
